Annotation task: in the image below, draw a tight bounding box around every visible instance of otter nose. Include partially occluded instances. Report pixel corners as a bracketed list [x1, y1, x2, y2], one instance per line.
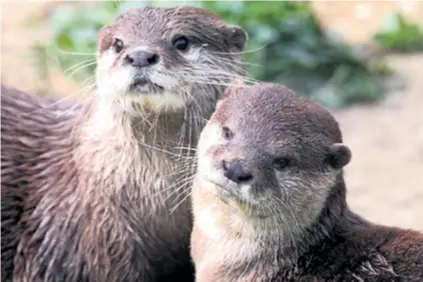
[221, 160, 253, 183]
[124, 51, 160, 68]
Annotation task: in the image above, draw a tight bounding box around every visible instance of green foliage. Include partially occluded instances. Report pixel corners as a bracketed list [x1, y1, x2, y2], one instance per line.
[28, 0, 386, 108]
[201, 1, 384, 108]
[373, 13, 423, 53]
[37, 2, 121, 82]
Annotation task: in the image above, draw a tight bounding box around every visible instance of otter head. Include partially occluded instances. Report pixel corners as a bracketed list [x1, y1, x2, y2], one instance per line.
[95, 6, 247, 113]
[195, 82, 351, 238]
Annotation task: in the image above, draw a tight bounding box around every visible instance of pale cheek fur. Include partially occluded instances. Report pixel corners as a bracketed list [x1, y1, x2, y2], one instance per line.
[184, 47, 201, 63]
[96, 50, 134, 98]
[278, 174, 336, 230]
[197, 124, 225, 184]
[149, 71, 180, 91]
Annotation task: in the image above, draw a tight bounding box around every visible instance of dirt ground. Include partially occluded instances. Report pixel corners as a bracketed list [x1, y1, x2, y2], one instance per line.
[335, 54, 423, 231]
[1, 1, 422, 231]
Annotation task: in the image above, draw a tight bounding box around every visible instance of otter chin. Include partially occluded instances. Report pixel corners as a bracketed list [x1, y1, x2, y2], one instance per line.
[1, 6, 248, 282]
[190, 82, 423, 282]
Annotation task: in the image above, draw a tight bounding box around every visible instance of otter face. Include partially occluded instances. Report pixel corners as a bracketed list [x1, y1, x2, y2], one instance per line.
[197, 83, 351, 223]
[95, 6, 247, 112]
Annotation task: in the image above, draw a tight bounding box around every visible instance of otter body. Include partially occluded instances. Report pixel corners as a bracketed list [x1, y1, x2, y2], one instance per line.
[1, 86, 194, 282]
[1, 6, 247, 282]
[190, 82, 423, 282]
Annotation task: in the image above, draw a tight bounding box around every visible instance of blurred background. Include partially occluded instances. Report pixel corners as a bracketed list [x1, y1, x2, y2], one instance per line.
[1, 1, 422, 230]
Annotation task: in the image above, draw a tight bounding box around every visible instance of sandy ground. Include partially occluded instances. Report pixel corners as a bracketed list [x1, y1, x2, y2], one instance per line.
[335, 54, 423, 231]
[1, 1, 422, 231]
[312, 1, 423, 44]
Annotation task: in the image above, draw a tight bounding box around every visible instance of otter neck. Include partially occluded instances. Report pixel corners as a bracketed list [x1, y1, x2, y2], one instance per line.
[256, 174, 362, 259]
[195, 174, 367, 270]
[81, 96, 194, 142]
[73, 95, 207, 198]
[248, 174, 368, 269]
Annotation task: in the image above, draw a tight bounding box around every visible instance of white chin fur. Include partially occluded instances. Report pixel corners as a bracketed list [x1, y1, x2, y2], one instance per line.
[95, 49, 184, 111]
[126, 92, 186, 112]
[96, 50, 133, 99]
[239, 183, 254, 202]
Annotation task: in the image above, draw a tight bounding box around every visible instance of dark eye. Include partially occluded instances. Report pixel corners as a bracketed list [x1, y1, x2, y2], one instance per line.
[222, 126, 233, 140]
[273, 157, 291, 171]
[172, 36, 190, 51]
[113, 38, 124, 53]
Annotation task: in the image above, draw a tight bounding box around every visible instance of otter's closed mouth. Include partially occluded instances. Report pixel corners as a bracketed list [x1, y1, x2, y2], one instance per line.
[203, 177, 241, 200]
[129, 77, 164, 94]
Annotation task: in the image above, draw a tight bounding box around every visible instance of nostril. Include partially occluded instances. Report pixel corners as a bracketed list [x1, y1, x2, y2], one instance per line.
[222, 160, 253, 184]
[124, 55, 134, 65]
[147, 53, 159, 65]
[124, 51, 159, 68]
[238, 173, 253, 183]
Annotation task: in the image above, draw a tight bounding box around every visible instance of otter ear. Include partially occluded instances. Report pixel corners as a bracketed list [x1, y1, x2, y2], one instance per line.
[326, 143, 351, 169]
[97, 24, 114, 56]
[221, 78, 245, 99]
[225, 25, 248, 51]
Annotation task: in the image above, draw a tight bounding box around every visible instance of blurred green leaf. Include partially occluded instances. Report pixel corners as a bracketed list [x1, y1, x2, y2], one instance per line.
[373, 13, 423, 53]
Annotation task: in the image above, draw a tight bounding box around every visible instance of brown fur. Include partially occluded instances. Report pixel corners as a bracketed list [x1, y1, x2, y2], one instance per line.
[1, 6, 247, 282]
[190, 82, 423, 282]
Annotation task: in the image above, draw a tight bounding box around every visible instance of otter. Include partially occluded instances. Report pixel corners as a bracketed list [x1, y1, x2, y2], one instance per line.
[1, 6, 247, 282]
[190, 82, 423, 282]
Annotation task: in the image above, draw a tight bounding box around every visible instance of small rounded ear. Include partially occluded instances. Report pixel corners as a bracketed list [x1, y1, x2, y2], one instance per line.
[225, 25, 248, 51]
[97, 24, 114, 56]
[221, 78, 245, 99]
[327, 143, 351, 169]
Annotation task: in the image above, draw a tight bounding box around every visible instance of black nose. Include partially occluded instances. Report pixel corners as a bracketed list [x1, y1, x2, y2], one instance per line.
[124, 51, 160, 68]
[222, 160, 253, 183]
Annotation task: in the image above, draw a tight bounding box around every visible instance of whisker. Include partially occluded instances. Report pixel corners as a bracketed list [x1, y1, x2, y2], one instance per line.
[160, 165, 195, 179]
[172, 146, 198, 152]
[212, 56, 262, 68]
[54, 47, 96, 56]
[170, 189, 192, 214]
[178, 69, 257, 85]
[185, 80, 254, 88]
[65, 61, 97, 80]
[24, 76, 96, 115]
[208, 44, 267, 55]
[157, 175, 193, 200]
[135, 139, 196, 159]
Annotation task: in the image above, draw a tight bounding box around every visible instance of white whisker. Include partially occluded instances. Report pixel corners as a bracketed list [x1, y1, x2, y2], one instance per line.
[55, 47, 96, 56]
[24, 76, 96, 116]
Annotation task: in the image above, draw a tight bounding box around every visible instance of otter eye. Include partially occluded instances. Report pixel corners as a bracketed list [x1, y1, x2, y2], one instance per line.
[173, 36, 190, 51]
[222, 126, 233, 140]
[112, 38, 124, 53]
[273, 157, 291, 171]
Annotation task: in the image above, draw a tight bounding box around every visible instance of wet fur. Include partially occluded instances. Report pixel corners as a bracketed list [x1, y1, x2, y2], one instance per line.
[1, 6, 246, 282]
[190, 83, 423, 282]
[1, 86, 194, 282]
